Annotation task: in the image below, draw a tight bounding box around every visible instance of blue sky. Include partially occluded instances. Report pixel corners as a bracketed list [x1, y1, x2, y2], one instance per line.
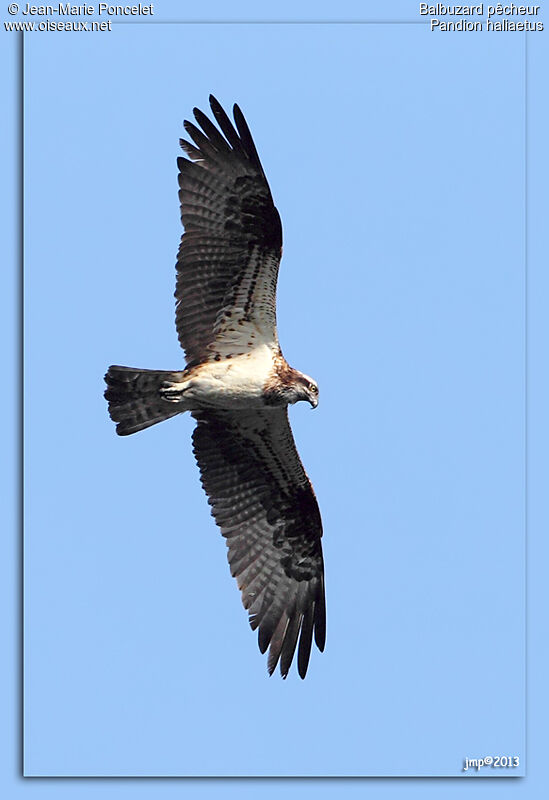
[2, 0, 549, 796]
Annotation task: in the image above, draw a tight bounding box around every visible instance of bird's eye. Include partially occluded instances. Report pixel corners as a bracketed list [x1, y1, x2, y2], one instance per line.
[310, 384, 318, 394]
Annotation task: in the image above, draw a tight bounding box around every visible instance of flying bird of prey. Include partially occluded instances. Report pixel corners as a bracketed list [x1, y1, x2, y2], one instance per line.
[104, 96, 325, 679]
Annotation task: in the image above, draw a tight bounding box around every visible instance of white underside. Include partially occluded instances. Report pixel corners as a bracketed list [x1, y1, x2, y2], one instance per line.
[167, 343, 276, 410]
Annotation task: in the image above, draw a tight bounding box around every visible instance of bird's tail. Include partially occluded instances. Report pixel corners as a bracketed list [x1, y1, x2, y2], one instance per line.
[104, 365, 183, 436]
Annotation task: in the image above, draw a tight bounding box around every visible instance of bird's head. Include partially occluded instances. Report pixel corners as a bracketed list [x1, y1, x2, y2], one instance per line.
[264, 366, 319, 409]
[293, 372, 319, 409]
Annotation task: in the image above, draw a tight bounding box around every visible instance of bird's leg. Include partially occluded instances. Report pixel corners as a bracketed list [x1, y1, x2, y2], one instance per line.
[160, 379, 195, 403]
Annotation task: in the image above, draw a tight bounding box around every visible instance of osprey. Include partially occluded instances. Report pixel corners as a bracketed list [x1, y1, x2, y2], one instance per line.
[105, 96, 325, 679]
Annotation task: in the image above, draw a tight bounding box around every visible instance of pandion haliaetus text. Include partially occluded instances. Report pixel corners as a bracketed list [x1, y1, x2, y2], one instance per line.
[104, 96, 325, 679]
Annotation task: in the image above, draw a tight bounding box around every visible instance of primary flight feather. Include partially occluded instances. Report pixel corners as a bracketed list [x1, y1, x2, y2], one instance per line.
[104, 96, 325, 679]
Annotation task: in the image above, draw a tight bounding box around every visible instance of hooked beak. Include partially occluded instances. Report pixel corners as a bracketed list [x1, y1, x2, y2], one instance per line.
[309, 397, 318, 409]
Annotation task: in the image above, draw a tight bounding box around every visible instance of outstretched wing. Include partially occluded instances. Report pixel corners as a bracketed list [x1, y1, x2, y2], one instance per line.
[192, 408, 325, 679]
[176, 96, 283, 365]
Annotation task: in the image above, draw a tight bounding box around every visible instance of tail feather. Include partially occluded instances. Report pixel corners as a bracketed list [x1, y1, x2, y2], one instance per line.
[104, 365, 182, 436]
